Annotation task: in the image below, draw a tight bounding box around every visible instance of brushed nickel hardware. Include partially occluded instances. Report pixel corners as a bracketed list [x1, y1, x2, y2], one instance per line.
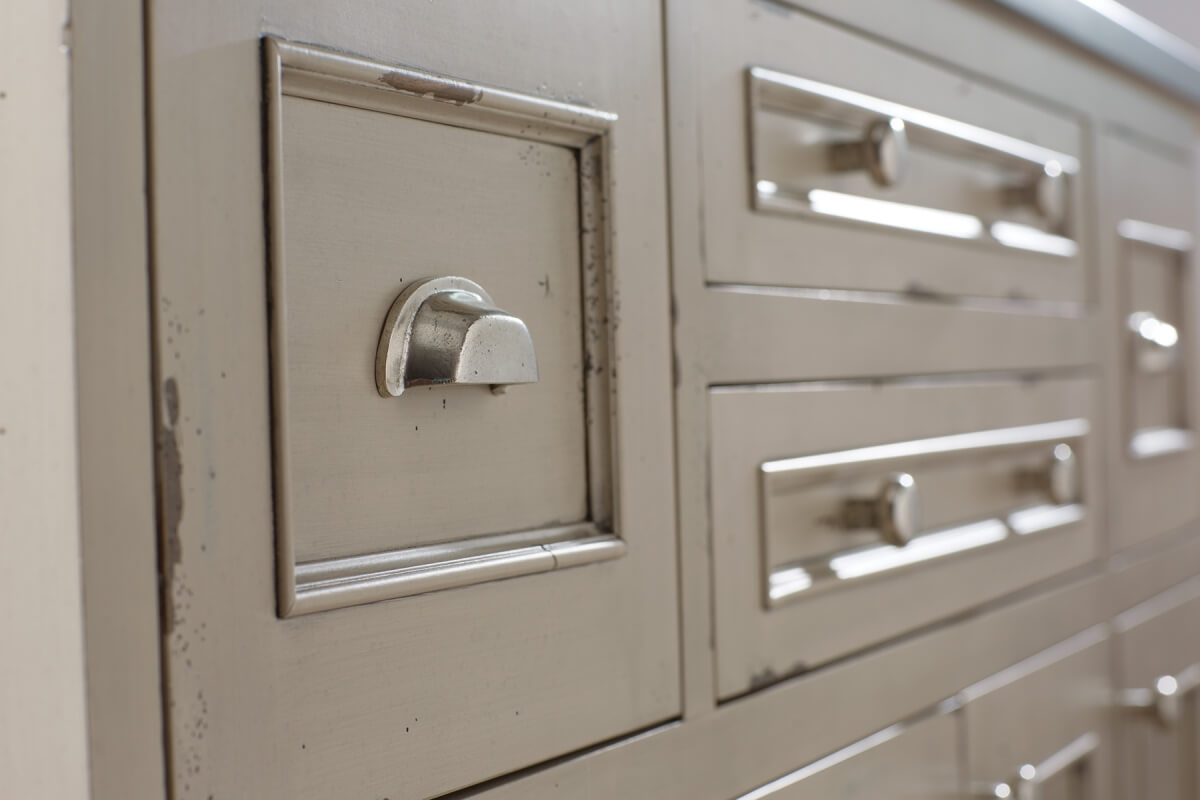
[1003, 161, 1069, 229]
[1016, 443, 1081, 505]
[1128, 310, 1180, 373]
[976, 733, 1098, 800]
[1118, 662, 1200, 728]
[828, 117, 908, 187]
[839, 472, 919, 546]
[375, 276, 539, 397]
[749, 67, 1080, 257]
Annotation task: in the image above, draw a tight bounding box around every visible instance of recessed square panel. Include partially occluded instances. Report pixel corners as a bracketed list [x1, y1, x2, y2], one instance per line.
[267, 41, 619, 615]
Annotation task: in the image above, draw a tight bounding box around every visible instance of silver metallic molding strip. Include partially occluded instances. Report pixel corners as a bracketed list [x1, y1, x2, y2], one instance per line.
[264, 37, 622, 617]
[762, 418, 1090, 478]
[763, 418, 1089, 608]
[749, 66, 1080, 173]
[292, 530, 626, 617]
[1118, 219, 1195, 253]
[991, 0, 1200, 107]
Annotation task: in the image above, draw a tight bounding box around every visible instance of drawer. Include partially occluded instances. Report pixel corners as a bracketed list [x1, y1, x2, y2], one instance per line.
[163, 38, 682, 798]
[1112, 577, 1200, 800]
[731, 710, 961, 800]
[1103, 131, 1200, 550]
[961, 627, 1111, 800]
[711, 375, 1099, 699]
[700, 6, 1086, 305]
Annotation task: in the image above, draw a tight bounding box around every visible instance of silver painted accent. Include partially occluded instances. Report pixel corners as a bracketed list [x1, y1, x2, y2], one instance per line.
[750, 66, 1080, 173]
[292, 530, 625, 616]
[756, 184, 1078, 258]
[1016, 443, 1082, 505]
[1128, 310, 1180, 374]
[1118, 663, 1200, 728]
[1118, 219, 1195, 253]
[990, 0, 1200, 107]
[1130, 426, 1196, 459]
[1011, 733, 1100, 800]
[762, 419, 1090, 476]
[828, 117, 909, 187]
[839, 472, 920, 547]
[375, 276, 539, 397]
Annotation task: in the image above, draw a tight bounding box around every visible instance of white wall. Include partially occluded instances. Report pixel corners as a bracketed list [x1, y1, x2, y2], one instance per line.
[0, 0, 92, 796]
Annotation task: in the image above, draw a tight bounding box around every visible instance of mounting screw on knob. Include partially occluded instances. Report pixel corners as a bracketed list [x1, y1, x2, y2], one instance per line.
[841, 472, 920, 547]
[829, 117, 909, 188]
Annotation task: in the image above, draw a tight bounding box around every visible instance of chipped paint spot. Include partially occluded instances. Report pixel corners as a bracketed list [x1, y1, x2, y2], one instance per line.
[377, 71, 482, 105]
[158, 377, 184, 633]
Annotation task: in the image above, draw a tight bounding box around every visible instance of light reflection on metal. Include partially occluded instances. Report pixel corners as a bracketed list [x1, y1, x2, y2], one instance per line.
[806, 189, 984, 239]
[990, 221, 1079, 257]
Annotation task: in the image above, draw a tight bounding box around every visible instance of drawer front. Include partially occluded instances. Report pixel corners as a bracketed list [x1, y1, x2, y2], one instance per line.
[149, 14, 679, 798]
[1113, 577, 1200, 800]
[711, 376, 1099, 699]
[962, 627, 1111, 800]
[1103, 131, 1200, 550]
[731, 710, 961, 800]
[702, 6, 1085, 305]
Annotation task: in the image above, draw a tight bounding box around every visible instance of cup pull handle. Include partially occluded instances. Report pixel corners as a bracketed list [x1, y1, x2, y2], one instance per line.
[375, 276, 539, 397]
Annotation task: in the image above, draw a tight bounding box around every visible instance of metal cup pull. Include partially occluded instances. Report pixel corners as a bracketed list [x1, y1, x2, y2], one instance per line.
[1118, 662, 1200, 728]
[1128, 310, 1180, 374]
[375, 276, 539, 397]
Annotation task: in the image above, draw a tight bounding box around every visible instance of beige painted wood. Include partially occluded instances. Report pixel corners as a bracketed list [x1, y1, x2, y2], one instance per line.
[1107, 527, 1200, 618]
[707, 6, 1087, 305]
[276, 94, 589, 562]
[1112, 576, 1200, 800]
[663, 0, 1106, 722]
[69, 0, 169, 796]
[147, 4, 677, 798]
[462, 574, 1106, 800]
[710, 376, 1100, 698]
[731, 709, 962, 800]
[961, 626, 1113, 800]
[1100, 129, 1200, 551]
[0, 1, 91, 797]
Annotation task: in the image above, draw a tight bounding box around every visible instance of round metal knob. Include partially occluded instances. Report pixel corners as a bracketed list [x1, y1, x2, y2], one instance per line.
[829, 117, 909, 188]
[1016, 443, 1081, 505]
[841, 472, 920, 547]
[1128, 311, 1180, 373]
[1004, 161, 1068, 229]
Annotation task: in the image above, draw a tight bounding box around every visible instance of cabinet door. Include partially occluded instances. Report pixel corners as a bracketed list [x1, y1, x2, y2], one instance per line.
[148, 7, 677, 800]
[1113, 576, 1200, 800]
[1101, 130, 1200, 551]
[962, 627, 1111, 800]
